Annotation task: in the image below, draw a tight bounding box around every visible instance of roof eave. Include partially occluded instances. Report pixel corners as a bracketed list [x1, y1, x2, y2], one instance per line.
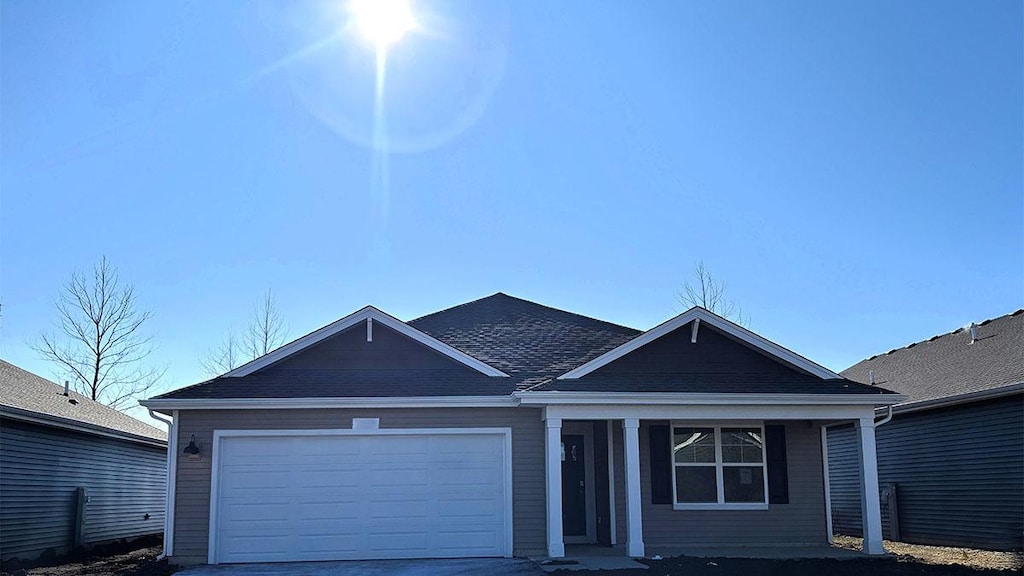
[0, 406, 167, 447]
[140, 395, 519, 410]
[879, 382, 1024, 416]
[514, 390, 906, 406]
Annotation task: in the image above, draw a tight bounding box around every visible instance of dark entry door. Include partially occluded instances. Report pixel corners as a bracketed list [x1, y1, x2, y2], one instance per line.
[562, 434, 587, 536]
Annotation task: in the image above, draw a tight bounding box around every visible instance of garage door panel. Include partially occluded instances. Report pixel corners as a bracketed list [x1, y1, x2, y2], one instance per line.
[219, 500, 292, 523]
[213, 431, 508, 563]
[366, 468, 429, 486]
[219, 469, 291, 490]
[435, 466, 501, 486]
[437, 497, 501, 518]
[296, 502, 361, 520]
[222, 437, 291, 460]
[436, 528, 501, 550]
[367, 499, 430, 519]
[296, 441, 361, 458]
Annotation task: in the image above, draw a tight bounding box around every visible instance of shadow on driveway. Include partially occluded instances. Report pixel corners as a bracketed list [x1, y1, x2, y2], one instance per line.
[176, 558, 545, 576]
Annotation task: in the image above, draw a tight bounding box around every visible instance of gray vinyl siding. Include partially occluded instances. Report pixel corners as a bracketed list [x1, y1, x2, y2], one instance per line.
[825, 422, 864, 537]
[611, 421, 828, 548]
[827, 394, 1024, 551]
[0, 419, 167, 561]
[170, 407, 545, 563]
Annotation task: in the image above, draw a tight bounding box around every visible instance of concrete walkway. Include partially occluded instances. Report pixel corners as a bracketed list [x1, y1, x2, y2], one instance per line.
[176, 558, 545, 576]
[646, 545, 868, 560]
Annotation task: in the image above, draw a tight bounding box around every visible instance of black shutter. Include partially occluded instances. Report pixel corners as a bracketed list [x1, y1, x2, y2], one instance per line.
[765, 424, 789, 504]
[649, 423, 672, 504]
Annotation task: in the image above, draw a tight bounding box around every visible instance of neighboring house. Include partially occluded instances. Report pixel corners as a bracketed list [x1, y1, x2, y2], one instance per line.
[827, 310, 1024, 551]
[141, 293, 901, 566]
[0, 360, 168, 563]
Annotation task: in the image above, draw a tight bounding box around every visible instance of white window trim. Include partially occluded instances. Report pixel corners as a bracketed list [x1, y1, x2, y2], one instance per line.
[670, 422, 770, 511]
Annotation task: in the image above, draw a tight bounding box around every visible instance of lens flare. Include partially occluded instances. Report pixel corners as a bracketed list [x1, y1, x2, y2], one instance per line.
[349, 0, 416, 48]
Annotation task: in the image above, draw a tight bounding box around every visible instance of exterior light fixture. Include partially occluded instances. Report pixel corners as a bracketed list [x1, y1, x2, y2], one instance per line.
[183, 435, 201, 460]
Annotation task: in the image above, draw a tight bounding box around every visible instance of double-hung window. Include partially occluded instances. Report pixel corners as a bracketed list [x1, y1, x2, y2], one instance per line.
[671, 423, 768, 510]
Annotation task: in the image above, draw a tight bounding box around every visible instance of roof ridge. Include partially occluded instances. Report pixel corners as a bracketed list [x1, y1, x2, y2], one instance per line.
[853, 309, 1023, 365]
[410, 292, 640, 333]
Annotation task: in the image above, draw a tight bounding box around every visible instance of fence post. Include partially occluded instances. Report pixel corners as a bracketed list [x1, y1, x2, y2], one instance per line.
[74, 487, 88, 548]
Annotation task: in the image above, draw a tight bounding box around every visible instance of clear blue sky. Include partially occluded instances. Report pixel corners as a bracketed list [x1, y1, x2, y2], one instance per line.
[2, 0, 1021, 423]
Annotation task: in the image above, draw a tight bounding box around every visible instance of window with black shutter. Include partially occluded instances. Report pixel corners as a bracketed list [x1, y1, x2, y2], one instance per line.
[648, 423, 672, 504]
[765, 424, 789, 504]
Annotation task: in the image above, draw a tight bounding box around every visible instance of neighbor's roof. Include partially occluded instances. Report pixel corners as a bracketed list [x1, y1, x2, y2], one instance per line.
[0, 360, 167, 443]
[841, 310, 1024, 405]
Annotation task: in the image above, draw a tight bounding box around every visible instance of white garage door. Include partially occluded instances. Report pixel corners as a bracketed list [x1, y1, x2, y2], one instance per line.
[210, 430, 511, 564]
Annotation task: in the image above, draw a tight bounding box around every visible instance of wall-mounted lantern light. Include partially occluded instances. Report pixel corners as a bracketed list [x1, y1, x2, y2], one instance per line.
[183, 435, 201, 460]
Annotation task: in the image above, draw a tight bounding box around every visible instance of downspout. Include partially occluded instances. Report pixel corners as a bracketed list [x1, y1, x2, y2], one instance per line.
[148, 409, 176, 562]
[148, 409, 171, 428]
[874, 405, 894, 427]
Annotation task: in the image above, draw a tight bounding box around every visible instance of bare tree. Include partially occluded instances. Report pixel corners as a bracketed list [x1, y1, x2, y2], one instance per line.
[33, 256, 164, 410]
[676, 261, 748, 325]
[200, 332, 242, 375]
[202, 289, 287, 376]
[246, 289, 286, 359]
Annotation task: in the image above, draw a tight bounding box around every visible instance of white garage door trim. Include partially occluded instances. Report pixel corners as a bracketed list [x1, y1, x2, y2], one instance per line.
[208, 427, 514, 564]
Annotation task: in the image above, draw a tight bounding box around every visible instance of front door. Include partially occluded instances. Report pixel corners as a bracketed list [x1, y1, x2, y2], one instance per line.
[561, 434, 587, 536]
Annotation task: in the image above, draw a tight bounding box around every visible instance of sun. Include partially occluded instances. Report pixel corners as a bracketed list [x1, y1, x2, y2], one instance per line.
[349, 0, 416, 48]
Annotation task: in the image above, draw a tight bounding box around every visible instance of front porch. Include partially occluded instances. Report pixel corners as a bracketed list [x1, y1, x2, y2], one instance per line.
[537, 402, 887, 559]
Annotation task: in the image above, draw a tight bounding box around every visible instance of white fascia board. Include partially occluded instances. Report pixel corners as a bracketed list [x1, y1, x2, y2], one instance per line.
[0, 407, 168, 448]
[223, 306, 507, 378]
[557, 308, 841, 380]
[515, 391, 906, 406]
[139, 395, 519, 410]
[880, 382, 1023, 416]
[543, 403, 877, 422]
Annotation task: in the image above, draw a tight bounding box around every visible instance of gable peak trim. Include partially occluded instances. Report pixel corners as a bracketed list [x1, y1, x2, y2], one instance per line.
[224, 305, 508, 378]
[556, 307, 841, 380]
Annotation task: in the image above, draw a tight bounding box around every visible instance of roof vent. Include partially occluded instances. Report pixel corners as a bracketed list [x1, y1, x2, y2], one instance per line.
[63, 380, 69, 397]
[970, 322, 978, 344]
[868, 370, 875, 385]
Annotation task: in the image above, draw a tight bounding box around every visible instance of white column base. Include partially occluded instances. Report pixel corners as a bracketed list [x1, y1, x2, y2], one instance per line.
[623, 418, 645, 558]
[858, 417, 885, 555]
[545, 417, 565, 558]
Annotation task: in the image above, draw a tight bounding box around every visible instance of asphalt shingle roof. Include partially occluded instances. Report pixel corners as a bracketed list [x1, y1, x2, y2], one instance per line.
[0, 360, 167, 442]
[409, 293, 642, 389]
[841, 310, 1024, 404]
[154, 293, 897, 400]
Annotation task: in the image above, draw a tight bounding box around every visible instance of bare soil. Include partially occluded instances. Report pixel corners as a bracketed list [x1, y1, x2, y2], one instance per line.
[619, 554, 1023, 575]
[5, 539, 1021, 576]
[833, 535, 1023, 572]
[1, 543, 176, 576]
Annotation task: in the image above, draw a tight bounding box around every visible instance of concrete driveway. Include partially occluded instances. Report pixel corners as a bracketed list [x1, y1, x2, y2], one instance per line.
[176, 558, 546, 576]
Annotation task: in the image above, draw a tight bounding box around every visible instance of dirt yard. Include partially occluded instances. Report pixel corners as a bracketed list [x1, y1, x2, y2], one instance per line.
[2, 545, 176, 576]
[4, 539, 1021, 576]
[625, 554, 1022, 576]
[832, 535, 1023, 572]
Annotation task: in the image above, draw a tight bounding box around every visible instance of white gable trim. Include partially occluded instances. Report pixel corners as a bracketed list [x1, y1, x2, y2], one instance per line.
[557, 307, 841, 380]
[224, 306, 508, 378]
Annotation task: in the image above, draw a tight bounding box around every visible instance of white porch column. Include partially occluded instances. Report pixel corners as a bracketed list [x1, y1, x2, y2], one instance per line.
[857, 417, 884, 555]
[622, 418, 645, 557]
[545, 417, 565, 558]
